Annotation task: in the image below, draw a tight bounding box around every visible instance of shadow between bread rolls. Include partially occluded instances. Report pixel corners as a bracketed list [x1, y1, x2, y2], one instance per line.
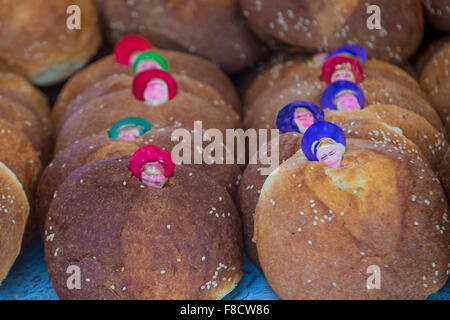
[44, 155, 243, 300]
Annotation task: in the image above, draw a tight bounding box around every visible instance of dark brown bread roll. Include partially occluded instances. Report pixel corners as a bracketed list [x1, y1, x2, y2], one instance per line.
[239, 0, 424, 64]
[0, 0, 101, 86]
[0, 162, 30, 284]
[102, 0, 266, 73]
[44, 155, 242, 299]
[255, 138, 450, 299]
[422, 0, 450, 32]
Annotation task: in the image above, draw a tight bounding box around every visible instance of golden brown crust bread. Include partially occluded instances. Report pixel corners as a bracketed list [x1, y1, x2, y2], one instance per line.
[419, 38, 450, 138]
[37, 127, 241, 234]
[255, 138, 450, 299]
[239, 0, 424, 63]
[54, 87, 242, 154]
[422, 0, 450, 32]
[0, 95, 53, 165]
[0, 119, 42, 201]
[0, 0, 101, 86]
[0, 72, 51, 122]
[44, 155, 242, 299]
[57, 73, 238, 133]
[0, 162, 30, 284]
[325, 105, 448, 172]
[237, 132, 302, 269]
[103, 0, 266, 73]
[53, 52, 241, 126]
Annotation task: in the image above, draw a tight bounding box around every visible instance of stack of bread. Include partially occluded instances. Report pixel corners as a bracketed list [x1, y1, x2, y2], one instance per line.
[39, 35, 244, 299]
[237, 44, 450, 299]
[0, 72, 47, 284]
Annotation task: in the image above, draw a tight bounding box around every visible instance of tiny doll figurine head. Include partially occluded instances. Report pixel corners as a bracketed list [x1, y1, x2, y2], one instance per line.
[322, 56, 364, 84]
[129, 145, 175, 188]
[141, 161, 168, 188]
[301, 121, 347, 168]
[132, 69, 178, 106]
[132, 50, 170, 75]
[108, 117, 152, 141]
[313, 137, 346, 168]
[276, 101, 324, 134]
[321, 80, 365, 111]
[326, 45, 368, 66]
[114, 35, 153, 66]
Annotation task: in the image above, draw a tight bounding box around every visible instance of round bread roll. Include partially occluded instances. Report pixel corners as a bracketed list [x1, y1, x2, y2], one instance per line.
[239, 0, 424, 64]
[0, 162, 30, 284]
[54, 79, 242, 154]
[53, 51, 241, 126]
[56, 73, 237, 133]
[0, 94, 53, 165]
[102, 0, 265, 74]
[254, 138, 450, 299]
[0, 119, 42, 200]
[419, 38, 450, 138]
[44, 154, 242, 299]
[37, 126, 241, 233]
[422, 0, 450, 32]
[0, 72, 51, 124]
[237, 132, 302, 269]
[0, 0, 101, 86]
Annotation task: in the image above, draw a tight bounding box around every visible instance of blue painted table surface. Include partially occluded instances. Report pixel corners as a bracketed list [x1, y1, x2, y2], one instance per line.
[0, 238, 448, 300]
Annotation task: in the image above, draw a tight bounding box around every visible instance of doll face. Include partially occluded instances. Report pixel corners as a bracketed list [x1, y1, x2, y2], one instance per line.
[331, 69, 355, 83]
[316, 144, 344, 168]
[294, 109, 314, 133]
[136, 60, 162, 73]
[141, 162, 168, 188]
[117, 126, 141, 141]
[144, 79, 169, 106]
[336, 93, 360, 111]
